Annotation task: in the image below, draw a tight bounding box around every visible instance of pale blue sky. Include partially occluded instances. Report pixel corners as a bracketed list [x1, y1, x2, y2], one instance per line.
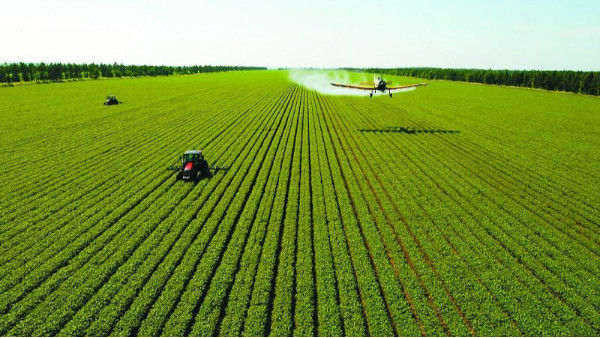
[1, 0, 598, 70]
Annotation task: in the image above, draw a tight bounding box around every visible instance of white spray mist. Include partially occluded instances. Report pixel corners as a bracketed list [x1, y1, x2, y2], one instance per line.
[287, 70, 416, 96]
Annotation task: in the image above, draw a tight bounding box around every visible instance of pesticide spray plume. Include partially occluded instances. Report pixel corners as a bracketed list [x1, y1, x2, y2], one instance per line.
[288, 70, 368, 96]
[287, 70, 416, 96]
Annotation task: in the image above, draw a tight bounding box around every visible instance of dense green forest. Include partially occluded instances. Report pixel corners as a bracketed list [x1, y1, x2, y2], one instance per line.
[345, 67, 600, 96]
[0, 62, 266, 84]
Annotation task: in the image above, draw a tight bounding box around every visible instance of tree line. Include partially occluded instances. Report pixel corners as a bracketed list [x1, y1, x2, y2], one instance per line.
[0, 62, 266, 84]
[344, 67, 600, 96]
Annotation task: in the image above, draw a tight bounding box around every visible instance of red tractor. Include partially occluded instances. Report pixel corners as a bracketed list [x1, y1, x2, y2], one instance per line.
[171, 150, 210, 181]
[167, 150, 229, 182]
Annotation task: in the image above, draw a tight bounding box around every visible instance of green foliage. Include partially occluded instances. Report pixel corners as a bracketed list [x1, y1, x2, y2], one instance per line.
[0, 70, 599, 336]
[0, 62, 266, 84]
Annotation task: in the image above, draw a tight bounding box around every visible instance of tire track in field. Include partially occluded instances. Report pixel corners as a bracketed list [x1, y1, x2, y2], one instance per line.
[464, 111, 600, 182]
[451, 132, 600, 228]
[431, 103, 600, 222]
[370, 103, 590, 278]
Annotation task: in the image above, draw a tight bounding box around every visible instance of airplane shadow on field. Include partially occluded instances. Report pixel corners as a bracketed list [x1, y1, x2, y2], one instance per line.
[357, 126, 460, 135]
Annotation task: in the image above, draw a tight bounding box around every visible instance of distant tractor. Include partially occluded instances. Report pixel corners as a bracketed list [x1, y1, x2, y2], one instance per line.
[104, 95, 121, 105]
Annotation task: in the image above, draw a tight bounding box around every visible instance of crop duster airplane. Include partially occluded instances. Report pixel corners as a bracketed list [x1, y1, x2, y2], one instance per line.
[331, 75, 428, 97]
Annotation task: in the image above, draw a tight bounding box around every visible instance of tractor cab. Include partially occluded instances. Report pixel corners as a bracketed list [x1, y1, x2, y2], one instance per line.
[182, 150, 204, 165]
[104, 95, 120, 105]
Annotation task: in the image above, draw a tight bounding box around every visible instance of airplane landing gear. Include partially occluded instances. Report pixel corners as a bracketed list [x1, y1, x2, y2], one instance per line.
[389, 91, 392, 98]
[369, 92, 373, 98]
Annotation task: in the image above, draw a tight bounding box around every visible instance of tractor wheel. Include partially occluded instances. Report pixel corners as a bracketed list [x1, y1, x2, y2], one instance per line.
[176, 172, 182, 181]
[199, 159, 210, 178]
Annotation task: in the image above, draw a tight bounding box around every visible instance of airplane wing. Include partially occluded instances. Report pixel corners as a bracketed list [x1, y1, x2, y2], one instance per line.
[330, 83, 374, 90]
[387, 83, 429, 90]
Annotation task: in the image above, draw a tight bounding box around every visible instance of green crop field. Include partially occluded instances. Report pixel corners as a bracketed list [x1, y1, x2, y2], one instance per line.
[0, 70, 599, 336]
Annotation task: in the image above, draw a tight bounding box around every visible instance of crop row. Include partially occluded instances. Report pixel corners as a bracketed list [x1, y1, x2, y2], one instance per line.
[1, 71, 598, 336]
